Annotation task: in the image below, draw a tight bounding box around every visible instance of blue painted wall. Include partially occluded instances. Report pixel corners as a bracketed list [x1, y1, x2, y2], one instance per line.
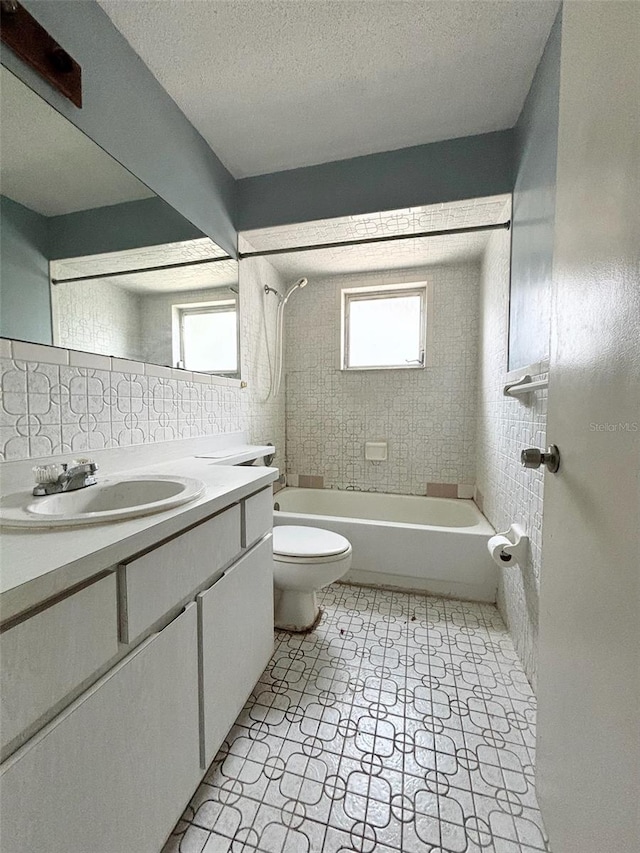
[1, 0, 236, 256]
[236, 130, 516, 231]
[509, 10, 562, 371]
[49, 197, 205, 260]
[0, 194, 209, 344]
[0, 197, 52, 344]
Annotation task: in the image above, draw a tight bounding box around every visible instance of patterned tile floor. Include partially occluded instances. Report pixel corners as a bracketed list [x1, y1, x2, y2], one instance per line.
[163, 584, 550, 853]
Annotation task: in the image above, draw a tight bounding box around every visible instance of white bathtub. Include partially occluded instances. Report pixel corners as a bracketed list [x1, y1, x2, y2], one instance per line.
[273, 488, 497, 602]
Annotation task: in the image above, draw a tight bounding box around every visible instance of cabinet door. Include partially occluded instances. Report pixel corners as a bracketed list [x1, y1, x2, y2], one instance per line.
[198, 535, 274, 767]
[0, 605, 201, 853]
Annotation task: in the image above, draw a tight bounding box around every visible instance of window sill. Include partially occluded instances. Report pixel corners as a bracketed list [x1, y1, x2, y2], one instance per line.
[340, 364, 426, 372]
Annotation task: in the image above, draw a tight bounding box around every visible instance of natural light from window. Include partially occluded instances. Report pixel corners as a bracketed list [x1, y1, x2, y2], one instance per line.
[181, 308, 238, 373]
[344, 287, 426, 369]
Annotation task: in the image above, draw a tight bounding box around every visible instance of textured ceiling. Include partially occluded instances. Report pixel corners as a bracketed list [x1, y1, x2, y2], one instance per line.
[51, 239, 237, 294]
[98, 0, 559, 178]
[0, 67, 152, 216]
[240, 194, 511, 277]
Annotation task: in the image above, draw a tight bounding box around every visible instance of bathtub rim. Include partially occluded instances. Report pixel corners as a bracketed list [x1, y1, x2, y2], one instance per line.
[273, 488, 494, 536]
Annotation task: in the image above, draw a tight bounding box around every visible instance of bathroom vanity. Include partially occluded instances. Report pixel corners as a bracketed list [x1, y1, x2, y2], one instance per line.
[0, 442, 277, 853]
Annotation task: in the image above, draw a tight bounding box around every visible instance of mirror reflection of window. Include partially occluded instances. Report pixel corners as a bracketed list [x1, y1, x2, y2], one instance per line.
[178, 303, 238, 374]
[49, 247, 240, 376]
[0, 65, 241, 379]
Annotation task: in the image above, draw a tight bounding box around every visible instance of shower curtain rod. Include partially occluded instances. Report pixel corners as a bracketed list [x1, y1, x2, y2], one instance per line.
[51, 221, 511, 283]
[51, 254, 234, 285]
[238, 220, 511, 260]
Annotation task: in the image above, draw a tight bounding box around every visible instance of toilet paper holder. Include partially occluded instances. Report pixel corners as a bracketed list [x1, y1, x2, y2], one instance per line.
[488, 523, 529, 567]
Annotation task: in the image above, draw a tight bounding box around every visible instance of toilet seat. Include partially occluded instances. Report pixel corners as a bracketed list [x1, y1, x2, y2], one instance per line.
[273, 525, 351, 561]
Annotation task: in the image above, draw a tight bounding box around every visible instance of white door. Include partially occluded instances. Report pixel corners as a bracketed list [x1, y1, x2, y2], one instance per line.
[535, 4, 640, 853]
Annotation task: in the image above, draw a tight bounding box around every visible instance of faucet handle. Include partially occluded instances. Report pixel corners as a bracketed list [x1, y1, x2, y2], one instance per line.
[33, 464, 63, 484]
[72, 457, 98, 471]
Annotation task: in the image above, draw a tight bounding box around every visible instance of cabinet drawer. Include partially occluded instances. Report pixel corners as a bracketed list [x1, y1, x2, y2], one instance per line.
[120, 504, 241, 643]
[242, 487, 273, 548]
[198, 535, 274, 767]
[0, 604, 200, 853]
[0, 574, 118, 755]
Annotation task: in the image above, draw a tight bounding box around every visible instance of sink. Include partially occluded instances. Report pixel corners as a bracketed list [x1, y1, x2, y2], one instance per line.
[0, 475, 206, 528]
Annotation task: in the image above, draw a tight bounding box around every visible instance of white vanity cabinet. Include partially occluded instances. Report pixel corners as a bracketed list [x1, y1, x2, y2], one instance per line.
[198, 535, 274, 767]
[0, 480, 276, 853]
[0, 604, 201, 853]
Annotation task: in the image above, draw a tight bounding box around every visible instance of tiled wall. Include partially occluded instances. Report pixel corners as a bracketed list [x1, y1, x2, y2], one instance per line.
[239, 256, 285, 458]
[475, 223, 548, 689]
[284, 263, 480, 495]
[0, 257, 285, 463]
[53, 279, 142, 362]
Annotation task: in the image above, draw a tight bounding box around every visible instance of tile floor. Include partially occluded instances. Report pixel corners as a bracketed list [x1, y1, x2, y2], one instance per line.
[163, 584, 550, 853]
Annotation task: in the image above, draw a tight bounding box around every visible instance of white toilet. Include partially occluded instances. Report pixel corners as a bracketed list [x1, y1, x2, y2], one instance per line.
[272, 525, 352, 631]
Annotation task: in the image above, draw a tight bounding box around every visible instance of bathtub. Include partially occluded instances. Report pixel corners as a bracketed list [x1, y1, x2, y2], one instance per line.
[273, 488, 497, 602]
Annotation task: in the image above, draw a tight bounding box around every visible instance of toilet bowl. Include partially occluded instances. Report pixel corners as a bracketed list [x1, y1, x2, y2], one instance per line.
[272, 525, 352, 631]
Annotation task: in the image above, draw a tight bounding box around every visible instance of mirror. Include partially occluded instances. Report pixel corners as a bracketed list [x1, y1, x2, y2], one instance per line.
[0, 67, 240, 377]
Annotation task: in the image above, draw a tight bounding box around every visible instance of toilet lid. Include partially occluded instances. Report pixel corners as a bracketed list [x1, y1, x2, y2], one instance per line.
[273, 525, 351, 558]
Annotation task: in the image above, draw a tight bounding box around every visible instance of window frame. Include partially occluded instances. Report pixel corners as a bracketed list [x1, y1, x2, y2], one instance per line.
[341, 281, 431, 371]
[176, 300, 239, 376]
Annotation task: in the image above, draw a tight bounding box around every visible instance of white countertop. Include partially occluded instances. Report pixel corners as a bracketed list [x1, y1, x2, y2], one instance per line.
[0, 457, 278, 624]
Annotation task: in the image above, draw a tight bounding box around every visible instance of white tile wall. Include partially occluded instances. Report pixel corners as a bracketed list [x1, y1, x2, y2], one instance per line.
[476, 223, 548, 690]
[238, 256, 286, 458]
[284, 263, 480, 495]
[241, 194, 511, 252]
[50, 237, 228, 280]
[0, 257, 285, 463]
[53, 279, 142, 361]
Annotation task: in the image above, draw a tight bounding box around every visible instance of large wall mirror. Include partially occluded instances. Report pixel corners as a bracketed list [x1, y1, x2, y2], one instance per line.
[0, 67, 240, 377]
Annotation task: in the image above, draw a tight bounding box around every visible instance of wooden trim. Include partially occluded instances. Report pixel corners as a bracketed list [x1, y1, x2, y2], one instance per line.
[0, 1, 82, 108]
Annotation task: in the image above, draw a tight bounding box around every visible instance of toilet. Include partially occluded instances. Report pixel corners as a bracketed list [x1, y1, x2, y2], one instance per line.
[272, 525, 352, 631]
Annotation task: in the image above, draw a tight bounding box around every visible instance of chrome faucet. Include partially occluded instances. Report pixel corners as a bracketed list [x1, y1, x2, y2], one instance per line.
[32, 460, 99, 496]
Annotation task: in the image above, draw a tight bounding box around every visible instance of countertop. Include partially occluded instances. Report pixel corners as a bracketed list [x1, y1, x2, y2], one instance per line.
[0, 457, 278, 625]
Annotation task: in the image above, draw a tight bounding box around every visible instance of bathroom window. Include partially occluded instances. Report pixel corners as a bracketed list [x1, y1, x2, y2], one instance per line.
[177, 303, 238, 374]
[342, 283, 429, 370]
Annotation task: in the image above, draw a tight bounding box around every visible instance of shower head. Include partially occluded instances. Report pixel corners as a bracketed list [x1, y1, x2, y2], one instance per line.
[283, 277, 308, 303]
[264, 278, 308, 305]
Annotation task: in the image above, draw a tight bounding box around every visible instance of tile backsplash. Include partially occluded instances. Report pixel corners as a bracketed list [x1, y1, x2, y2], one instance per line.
[284, 263, 480, 496]
[0, 350, 244, 460]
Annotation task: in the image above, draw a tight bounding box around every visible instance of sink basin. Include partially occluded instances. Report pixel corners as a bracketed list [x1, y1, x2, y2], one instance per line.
[0, 475, 206, 528]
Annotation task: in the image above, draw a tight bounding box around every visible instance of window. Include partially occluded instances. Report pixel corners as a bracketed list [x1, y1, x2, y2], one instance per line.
[177, 302, 238, 374]
[342, 283, 429, 370]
